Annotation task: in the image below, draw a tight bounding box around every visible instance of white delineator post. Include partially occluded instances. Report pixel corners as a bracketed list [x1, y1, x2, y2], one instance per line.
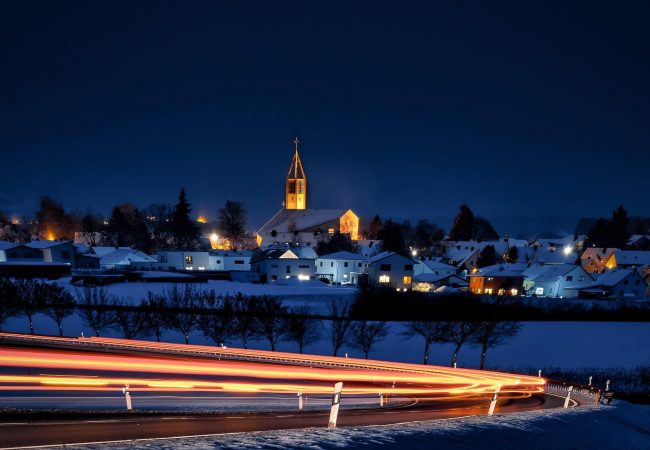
[328, 382, 343, 429]
[605, 380, 611, 391]
[538, 369, 542, 377]
[298, 393, 303, 410]
[379, 393, 384, 407]
[122, 385, 132, 411]
[487, 384, 501, 416]
[564, 386, 573, 408]
[588, 376, 592, 386]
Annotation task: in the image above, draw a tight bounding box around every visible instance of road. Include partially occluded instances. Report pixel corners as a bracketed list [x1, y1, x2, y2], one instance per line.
[0, 394, 566, 448]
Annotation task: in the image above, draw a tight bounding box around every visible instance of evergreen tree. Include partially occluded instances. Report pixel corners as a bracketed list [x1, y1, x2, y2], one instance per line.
[609, 205, 630, 249]
[502, 246, 519, 263]
[170, 188, 200, 249]
[414, 220, 445, 251]
[108, 204, 153, 252]
[448, 204, 476, 241]
[316, 231, 357, 255]
[474, 217, 499, 242]
[35, 196, 74, 240]
[477, 245, 498, 267]
[378, 219, 406, 254]
[365, 215, 382, 240]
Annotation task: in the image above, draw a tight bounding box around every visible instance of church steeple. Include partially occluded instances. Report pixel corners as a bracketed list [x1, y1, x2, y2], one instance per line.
[285, 137, 306, 210]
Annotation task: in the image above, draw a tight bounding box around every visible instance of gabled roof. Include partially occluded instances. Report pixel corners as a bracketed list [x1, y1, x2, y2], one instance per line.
[91, 246, 134, 257]
[523, 264, 585, 283]
[420, 259, 458, 272]
[470, 263, 528, 278]
[0, 241, 17, 251]
[317, 251, 367, 261]
[210, 249, 255, 257]
[580, 247, 617, 261]
[529, 249, 578, 265]
[613, 251, 650, 267]
[414, 272, 468, 285]
[258, 208, 350, 234]
[591, 268, 641, 287]
[100, 249, 156, 265]
[367, 251, 416, 265]
[25, 240, 72, 249]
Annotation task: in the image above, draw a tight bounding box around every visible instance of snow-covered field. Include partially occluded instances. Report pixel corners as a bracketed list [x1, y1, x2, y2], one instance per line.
[61, 402, 650, 450]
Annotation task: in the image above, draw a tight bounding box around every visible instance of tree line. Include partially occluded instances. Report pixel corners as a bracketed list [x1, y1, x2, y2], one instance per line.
[0, 190, 249, 252]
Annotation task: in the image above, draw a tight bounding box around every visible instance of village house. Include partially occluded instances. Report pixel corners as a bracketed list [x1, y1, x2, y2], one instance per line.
[580, 247, 617, 274]
[412, 272, 469, 293]
[251, 248, 316, 283]
[522, 263, 592, 298]
[568, 268, 647, 300]
[603, 250, 650, 276]
[468, 263, 527, 296]
[315, 251, 368, 284]
[366, 251, 416, 291]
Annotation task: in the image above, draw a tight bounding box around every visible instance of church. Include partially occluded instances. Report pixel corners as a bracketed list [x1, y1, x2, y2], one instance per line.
[256, 138, 360, 248]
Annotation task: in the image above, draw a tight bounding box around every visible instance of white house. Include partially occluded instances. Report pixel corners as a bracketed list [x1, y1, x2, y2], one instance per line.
[569, 268, 647, 300]
[604, 250, 650, 275]
[367, 251, 416, 291]
[251, 248, 316, 283]
[523, 264, 592, 298]
[316, 251, 368, 284]
[0, 241, 15, 262]
[412, 272, 468, 293]
[208, 250, 254, 271]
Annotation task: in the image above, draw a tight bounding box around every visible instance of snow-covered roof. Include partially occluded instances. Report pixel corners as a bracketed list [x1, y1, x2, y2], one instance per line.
[627, 235, 650, 246]
[317, 251, 367, 261]
[581, 247, 617, 261]
[523, 264, 583, 283]
[470, 263, 528, 277]
[591, 268, 640, 287]
[367, 251, 416, 265]
[613, 251, 650, 267]
[25, 240, 72, 249]
[445, 248, 478, 266]
[258, 208, 350, 234]
[529, 249, 578, 265]
[210, 249, 255, 257]
[91, 246, 134, 257]
[414, 272, 468, 285]
[0, 241, 17, 251]
[420, 259, 458, 272]
[100, 249, 156, 266]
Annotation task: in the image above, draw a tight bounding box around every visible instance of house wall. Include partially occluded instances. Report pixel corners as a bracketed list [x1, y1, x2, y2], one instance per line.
[158, 251, 210, 270]
[609, 272, 646, 299]
[316, 258, 368, 284]
[470, 276, 523, 295]
[253, 258, 315, 282]
[368, 254, 414, 290]
[43, 243, 75, 266]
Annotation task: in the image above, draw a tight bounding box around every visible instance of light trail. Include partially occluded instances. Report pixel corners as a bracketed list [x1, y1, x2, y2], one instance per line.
[0, 333, 545, 400]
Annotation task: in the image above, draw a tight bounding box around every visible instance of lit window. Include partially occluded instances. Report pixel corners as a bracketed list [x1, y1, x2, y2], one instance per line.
[328, 227, 335, 234]
[379, 275, 390, 283]
[510, 288, 518, 296]
[535, 287, 544, 295]
[403, 276, 412, 285]
[485, 288, 493, 294]
[185, 256, 193, 264]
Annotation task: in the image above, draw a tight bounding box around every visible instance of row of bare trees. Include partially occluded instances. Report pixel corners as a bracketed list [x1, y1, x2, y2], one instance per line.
[402, 321, 522, 369]
[0, 280, 520, 365]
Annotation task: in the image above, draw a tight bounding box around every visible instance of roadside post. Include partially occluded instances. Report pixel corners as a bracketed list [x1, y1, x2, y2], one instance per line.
[487, 384, 501, 416]
[122, 385, 132, 411]
[298, 392, 303, 410]
[538, 370, 542, 377]
[328, 382, 343, 428]
[379, 393, 384, 407]
[563, 386, 573, 408]
[605, 380, 610, 391]
[588, 376, 592, 386]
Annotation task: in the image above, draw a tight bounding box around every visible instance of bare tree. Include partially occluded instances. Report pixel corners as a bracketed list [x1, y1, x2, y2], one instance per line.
[198, 294, 236, 346]
[141, 293, 168, 342]
[350, 321, 390, 359]
[0, 279, 19, 331]
[325, 300, 352, 357]
[111, 298, 150, 339]
[41, 284, 76, 337]
[251, 296, 288, 351]
[401, 321, 450, 365]
[470, 321, 522, 369]
[76, 287, 117, 337]
[163, 284, 204, 344]
[14, 279, 44, 334]
[217, 200, 248, 243]
[232, 293, 257, 349]
[448, 321, 481, 368]
[286, 306, 321, 354]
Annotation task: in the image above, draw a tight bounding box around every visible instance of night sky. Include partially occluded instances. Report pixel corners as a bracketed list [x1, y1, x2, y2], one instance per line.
[2, 1, 649, 235]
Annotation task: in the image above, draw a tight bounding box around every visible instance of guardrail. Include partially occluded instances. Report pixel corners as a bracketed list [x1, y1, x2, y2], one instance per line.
[544, 379, 603, 406]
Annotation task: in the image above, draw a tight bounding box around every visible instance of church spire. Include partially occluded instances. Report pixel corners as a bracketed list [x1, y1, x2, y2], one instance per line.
[285, 137, 306, 210]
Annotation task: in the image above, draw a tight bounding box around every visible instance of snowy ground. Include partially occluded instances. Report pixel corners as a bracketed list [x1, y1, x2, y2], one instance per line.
[59, 402, 650, 450]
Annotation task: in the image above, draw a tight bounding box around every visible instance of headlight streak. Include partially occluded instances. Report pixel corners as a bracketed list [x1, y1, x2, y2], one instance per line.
[0, 333, 545, 401]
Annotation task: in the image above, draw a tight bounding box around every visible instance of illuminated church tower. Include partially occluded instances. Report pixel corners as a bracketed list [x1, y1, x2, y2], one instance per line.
[285, 137, 307, 210]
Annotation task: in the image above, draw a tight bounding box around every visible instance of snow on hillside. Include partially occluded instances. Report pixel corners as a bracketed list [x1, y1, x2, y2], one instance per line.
[64, 402, 650, 449]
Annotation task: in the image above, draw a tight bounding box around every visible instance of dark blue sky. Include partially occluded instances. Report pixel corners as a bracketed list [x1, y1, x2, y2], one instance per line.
[1, 1, 649, 234]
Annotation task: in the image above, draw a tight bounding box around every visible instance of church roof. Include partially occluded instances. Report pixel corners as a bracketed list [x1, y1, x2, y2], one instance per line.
[258, 208, 350, 234]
